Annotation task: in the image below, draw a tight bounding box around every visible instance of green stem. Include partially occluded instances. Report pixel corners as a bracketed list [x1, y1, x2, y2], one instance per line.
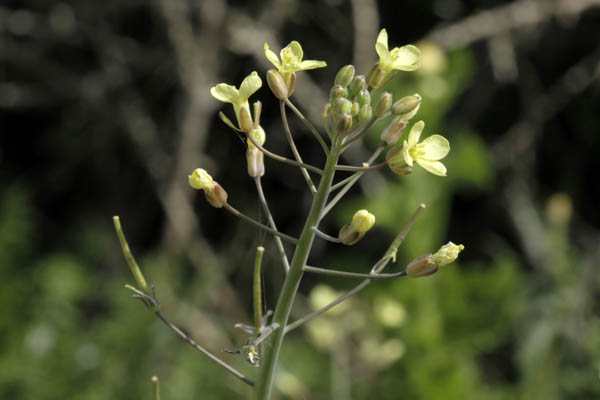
[254, 147, 341, 400]
[254, 246, 265, 332]
[285, 98, 330, 156]
[223, 203, 298, 245]
[303, 265, 407, 280]
[113, 216, 151, 296]
[152, 376, 160, 400]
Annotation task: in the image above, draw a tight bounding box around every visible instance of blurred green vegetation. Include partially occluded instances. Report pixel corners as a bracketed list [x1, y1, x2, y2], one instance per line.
[2, 0, 600, 399]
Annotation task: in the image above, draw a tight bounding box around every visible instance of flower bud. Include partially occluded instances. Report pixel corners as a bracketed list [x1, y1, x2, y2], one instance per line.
[238, 106, 254, 133]
[380, 116, 407, 145]
[321, 103, 331, 119]
[366, 64, 385, 89]
[350, 101, 360, 117]
[406, 254, 437, 278]
[188, 168, 228, 208]
[332, 97, 353, 117]
[338, 209, 375, 245]
[386, 145, 412, 175]
[374, 92, 392, 118]
[334, 65, 355, 88]
[431, 242, 464, 267]
[392, 94, 421, 120]
[266, 69, 288, 100]
[358, 104, 372, 124]
[356, 89, 371, 107]
[286, 72, 296, 97]
[348, 75, 366, 98]
[247, 125, 266, 147]
[335, 113, 353, 138]
[329, 85, 346, 101]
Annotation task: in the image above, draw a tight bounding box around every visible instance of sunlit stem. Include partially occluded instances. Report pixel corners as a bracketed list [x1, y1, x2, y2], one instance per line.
[285, 203, 425, 334]
[254, 246, 265, 332]
[113, 216, 151, 295]
[280, 101, 318, 194]
[255, 177, 290, 273]
[223, 203, 298, 245]
[284, 98, 330, 155]
[245, 129, 323, 175]
[311, 227, 342, 243]
[152, 376, 160, 400]
[303, 265, 407, 279]
[321, 144, 385, 219]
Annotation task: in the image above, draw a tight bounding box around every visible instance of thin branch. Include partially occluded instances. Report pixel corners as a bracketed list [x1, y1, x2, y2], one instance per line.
[152, 376, 160, 400]
[223, 203, 298, 245]
[280, 101, 318, 194]
[341, 115, 380, 150]
[304, 265, 407, 280]
[311, 227, 342, 243]
[285, 203, 425, 334]
[245, 129, 323, 175]
[254, 246, 265, 332]
[255, 177, 290, 273]
[334, 161, 386, 172]
[284, 98, 330, 156]
[321, 144, 385, 219]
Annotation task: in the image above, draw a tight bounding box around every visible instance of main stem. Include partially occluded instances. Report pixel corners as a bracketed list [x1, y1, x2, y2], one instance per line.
[254, 147, 340, 399]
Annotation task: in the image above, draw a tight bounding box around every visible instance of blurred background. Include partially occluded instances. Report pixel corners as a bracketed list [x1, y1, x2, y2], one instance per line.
[2, 0, 600, 399]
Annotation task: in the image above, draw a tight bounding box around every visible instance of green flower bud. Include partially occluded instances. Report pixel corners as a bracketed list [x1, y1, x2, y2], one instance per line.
[348, 75, 366, 98]
[334, 64, 355, 88]
[356, 89, 371, 107]
[188, 168, 228, 208]
[374, 92, 392, 118]
[266, 69, 288, 100]
[392, 94, 421, 119]
[380, 116, 407, 145]
[366, 64, 386, 89]
[335, 113, 353, 138]
[338, 209, 375, 245]
[332, 97, 353, 117]
[350, 101, 360, 117]
[358, 104, 373, 124]
[431, 242, 464, 267]
[329, 85, 346, 101]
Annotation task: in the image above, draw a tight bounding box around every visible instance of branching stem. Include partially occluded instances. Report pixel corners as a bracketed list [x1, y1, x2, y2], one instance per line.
[223, 203, 298, 245]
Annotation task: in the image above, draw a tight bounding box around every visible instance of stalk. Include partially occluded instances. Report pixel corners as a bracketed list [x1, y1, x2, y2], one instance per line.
[254, 147, 340, 399]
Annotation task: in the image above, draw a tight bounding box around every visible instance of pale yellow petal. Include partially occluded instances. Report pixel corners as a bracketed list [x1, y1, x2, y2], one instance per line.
[416, 159, 447, 176]
[402, 141, 413, 166]
[420, 134, 450, 160]
[298, 60, 327, 70]
[390, 45, 420, 71]
[238, 71, 262, 100]
[375, 29, 389, 61]
[264, 43, 281, 70]
[210, 84, 239, 103]
[283, 41, 304, 63]
[408, 120, 424, 146]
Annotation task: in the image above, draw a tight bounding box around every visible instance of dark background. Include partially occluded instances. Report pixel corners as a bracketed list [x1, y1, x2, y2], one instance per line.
[2, 0, 600, 399]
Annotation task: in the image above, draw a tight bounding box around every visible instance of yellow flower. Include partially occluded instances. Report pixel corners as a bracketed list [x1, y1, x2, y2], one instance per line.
[338, 209, 375, 245]
[431, 242, 464, 267]
[188, 168, 228, 208]
[386, 120, 450, 176]
[375, 29, 420, 73]
[210, 71, 262, 132]
[264, 41, 327, 74]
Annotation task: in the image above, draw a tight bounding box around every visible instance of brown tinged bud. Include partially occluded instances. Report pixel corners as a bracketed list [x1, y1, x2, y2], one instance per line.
[335, 114, 353, 138]
[332, 97, 353, 117]
[334, 65, 355, 88]
[405, 254, 438, 278]
[385, 145, 412, 175]
[338, 210, 375, 245]
[266, 69, 288, 100]
[380, 116, 408, 145]
[348, 75, 366, 98]
[374, 92, 392, 118]
[366, 64, 385, 89]
[188, 168, 228, 208]
[392, 94, 421, 119]
[358, 104, 372, 124]
[238, 106, 254, 133]
[329, 85, 346, 101]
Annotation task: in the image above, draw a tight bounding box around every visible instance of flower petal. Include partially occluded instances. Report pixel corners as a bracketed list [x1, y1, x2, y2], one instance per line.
[420, 134, 450, 160]
[408, 120, 424, 146]
[238, 71, 262, 101]
[402, 141, 413, 166]
[375, 29, 389, 60]
[282, 41, 304, 63]
[264, 43, 281, 70]
[298, 60, 327, 70]
[210, 83, 239, 103]
[390, 45, 420, 71]
[416, 159, 447, 176]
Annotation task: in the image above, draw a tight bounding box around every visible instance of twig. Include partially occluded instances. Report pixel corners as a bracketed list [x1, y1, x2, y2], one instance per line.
[255, 177, 290, 273]
[311, 227, 342, 243]
[304, 265, 407, 279]
[284, 98, 330, 156]
[245, 128, 323, 175]
[152, 376, 160, 400]
[223, 203, 298, 245]
[334, 161, 386, 172]
[280, 101, 318, 194]
[254, 246, 265, 332]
